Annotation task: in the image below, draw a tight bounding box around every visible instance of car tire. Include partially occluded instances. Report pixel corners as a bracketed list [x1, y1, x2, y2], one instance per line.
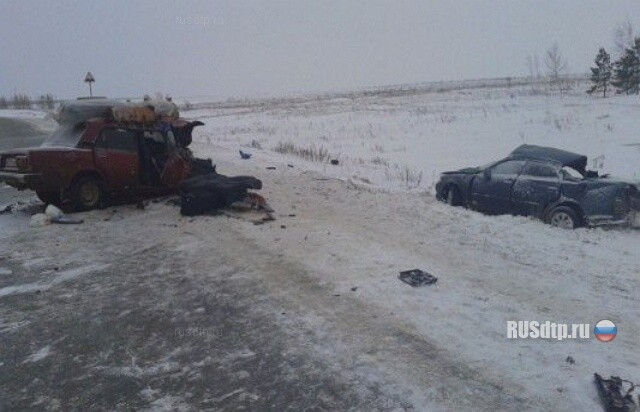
[445, 185, 463, 207]
[71, 176, 103, 211]
[36, 191, 61, 206]
[547, 206, 581, 229]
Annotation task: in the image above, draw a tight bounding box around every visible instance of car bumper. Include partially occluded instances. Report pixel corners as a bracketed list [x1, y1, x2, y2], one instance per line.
[0, 171, 41, 189]
[434, 181, 445, 200]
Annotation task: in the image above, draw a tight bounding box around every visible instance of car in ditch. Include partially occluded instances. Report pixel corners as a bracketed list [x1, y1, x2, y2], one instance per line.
[0, 99, 207, 210]
[435, 144, 640, 229]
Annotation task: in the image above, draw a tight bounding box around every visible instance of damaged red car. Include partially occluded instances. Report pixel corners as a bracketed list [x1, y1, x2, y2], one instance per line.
[0, 99, 207, 210]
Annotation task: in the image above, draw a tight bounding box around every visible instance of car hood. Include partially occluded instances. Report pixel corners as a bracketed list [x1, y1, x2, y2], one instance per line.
[510, 144, 587, 175]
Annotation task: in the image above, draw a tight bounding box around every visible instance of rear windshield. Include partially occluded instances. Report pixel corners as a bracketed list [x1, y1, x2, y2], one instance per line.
[40, 124, 86, 148]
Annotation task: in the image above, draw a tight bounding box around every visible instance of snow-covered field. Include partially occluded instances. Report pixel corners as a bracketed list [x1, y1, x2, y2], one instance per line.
[187, 82, 640, 191]
[1, 82, 639, 410]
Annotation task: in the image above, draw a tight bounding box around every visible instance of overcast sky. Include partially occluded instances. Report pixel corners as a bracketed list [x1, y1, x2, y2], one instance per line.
[1, 0, 639, 100]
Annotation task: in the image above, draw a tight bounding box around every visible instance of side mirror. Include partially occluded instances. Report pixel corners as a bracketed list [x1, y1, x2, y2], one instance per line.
[483, 168, 492, 180]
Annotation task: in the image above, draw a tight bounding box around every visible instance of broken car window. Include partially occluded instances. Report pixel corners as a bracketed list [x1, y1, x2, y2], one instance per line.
[492, 160, 525, 175]
[561, 166, 583, 181]
[40, 124, 86, 148]
[99, 129, 139, 152]
[523, 162, 558, 178]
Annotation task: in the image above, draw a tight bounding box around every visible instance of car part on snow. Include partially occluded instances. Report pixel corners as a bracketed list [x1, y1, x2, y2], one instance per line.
[50, 216, 84, 224]
[179, 173, 263, 216]
[594, 373, 637, 412]
[399, 269, 438, 287]
[230, 192, 274, 213]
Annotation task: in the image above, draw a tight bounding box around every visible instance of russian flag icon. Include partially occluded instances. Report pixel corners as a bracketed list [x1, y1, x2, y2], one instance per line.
[594, 320, 617, 342]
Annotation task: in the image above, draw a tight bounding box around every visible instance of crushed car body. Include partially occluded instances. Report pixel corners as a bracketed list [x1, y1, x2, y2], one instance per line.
[435, 144, 640, 229]
[0, 99, 206, 210]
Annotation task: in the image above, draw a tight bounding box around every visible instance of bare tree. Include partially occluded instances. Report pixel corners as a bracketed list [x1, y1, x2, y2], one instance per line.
[614, 20, 634, 56]
[526, 54, 542, 93]
[545, 43, 568, 97]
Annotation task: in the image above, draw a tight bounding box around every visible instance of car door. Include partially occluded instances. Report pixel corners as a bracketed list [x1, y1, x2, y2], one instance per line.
[511, 161, 561, 217]
[94, 128, 141, 191]
[471, 160, 525, 214]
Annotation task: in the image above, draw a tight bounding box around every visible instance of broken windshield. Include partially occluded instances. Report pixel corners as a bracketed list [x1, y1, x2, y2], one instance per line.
[40, 124, 86, 148]
[561, 166, 583, 180]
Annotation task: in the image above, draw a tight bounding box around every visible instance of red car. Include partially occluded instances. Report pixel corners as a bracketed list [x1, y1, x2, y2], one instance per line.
[0, 99, 205, 210]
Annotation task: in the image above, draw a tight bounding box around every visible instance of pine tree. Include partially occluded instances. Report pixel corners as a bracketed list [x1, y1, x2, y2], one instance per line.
[612, 37, 640, 94]
[588, 48, 612, 97]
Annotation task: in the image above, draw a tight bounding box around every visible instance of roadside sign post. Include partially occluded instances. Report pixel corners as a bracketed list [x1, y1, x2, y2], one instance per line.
[84, 71, 95, 97]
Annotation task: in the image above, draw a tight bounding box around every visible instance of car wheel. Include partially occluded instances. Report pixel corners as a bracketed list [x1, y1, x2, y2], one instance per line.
[36, 190, 61, 206]
[547, 206, 580, 229]
[71, 176, 103, 211]
[446, 186, 462, 207]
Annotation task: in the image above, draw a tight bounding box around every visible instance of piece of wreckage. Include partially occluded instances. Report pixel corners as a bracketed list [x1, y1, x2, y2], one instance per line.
[594, 373, 638, 412]
[0, 98, 247, 211]
[179, 171, 274, 222]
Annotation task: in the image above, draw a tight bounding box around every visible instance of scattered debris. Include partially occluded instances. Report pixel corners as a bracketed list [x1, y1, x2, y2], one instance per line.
[30, 213, 50, 227]
[231, 192, 274, 213]
[253, 214, 275, 225]
[565, 356, 575, 365]
[351, 287, 358, 292]
[280, 225, 286, 229]
[50, 216, 84, 225]
[594, 373, 637, 412]
[31, 205, 84, 227]
[44, 204, 64, 220]
[287, 164, 294, 168]
[399, 269, 438, 287]
[266, 166, 276, 170]
[330, 159, 339, 165]
[239, 150, 252, 159]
